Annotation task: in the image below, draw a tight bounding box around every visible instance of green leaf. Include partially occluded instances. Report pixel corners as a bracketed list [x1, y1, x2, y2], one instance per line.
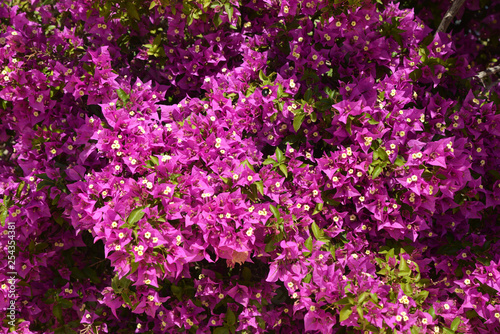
[346, 116, 352, 135]
[226, 309, 236, 326]
[263, 158, 276, 166]
[0, 207, 7, 227]
[339, 305, 353, 322]
[415, 290, 429, 303]
[394, 156, 406, 166]
[33, 173, 49, 180]
[279, 164, 288, 178]
[400, 282, 412, 294]
[117, 88, 130, 102]
[409, 69, 422, 81]
[224, 3, 233, 22]
[111, 275, 131, 293]
[127, 207, 145, 224]
[275, 147, 284, 163]
[428, 306, 436, 320]
[240, 159, 256, 172]
[411, 326, 422, 334]
[312, 202, 323, 215]
[398, 255, 410, 276]
[16, 181, 26, 198]
[265, 238, 278, 252]
[214, 327, 229, 334]
[53, 304, 63, 322]
[259, 70, 266, 82]
[277, 83, 284, 98]
[83, 267, 101, 284]
[255, 181, 264, 196]
[125, 2, 140, 20]
[488, 169, 500, 180]
[269, 205, 280, 219]
[357, 291, 369, 304]
[213, 13, 222, 27]
[335, 297, 352, 305]
[356, 305, 364, 319]
[370, 293, 379, 304]
[465, 309, 478, 319]
[310, 112, 317, 122]
[384, 248, 395, 261]
[241, 267, 252, 281]
[171, 284, 182, 300]
[150, 156, 159, 166]
[129, 261, 140, 276]
[152, 34, 162, 50]
[34, 242, 49, 253]
[304, 236, 313, 252]
[372, 165, 383, 179]
[325, 86, 335, 99]
[305, 89, 313, 101]
[293, 113, 305, 132]
[122, 291, 132, 306]
[59, 299, 73, 309]
[303, 273, 312, 283]
[450, 317, 460, 331]
[377, 147, 389, 161]
[311, 221, 323, 239]
[37, 180, 54, 191]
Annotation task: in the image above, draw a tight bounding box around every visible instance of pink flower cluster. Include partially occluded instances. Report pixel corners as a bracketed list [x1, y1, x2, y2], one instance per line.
[0, 0, 500, 333]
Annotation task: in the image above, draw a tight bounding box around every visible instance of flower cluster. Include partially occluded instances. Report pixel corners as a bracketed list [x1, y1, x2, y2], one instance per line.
[0, 0, 500, 333]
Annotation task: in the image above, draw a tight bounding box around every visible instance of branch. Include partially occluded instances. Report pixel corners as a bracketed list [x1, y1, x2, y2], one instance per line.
[476, 65, 500, 81]
[476, 65, 500, 87]
[435, 0, 467, 36]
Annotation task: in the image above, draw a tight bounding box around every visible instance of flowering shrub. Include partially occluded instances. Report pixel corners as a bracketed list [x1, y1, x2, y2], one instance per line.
[0, 0, 500, 333]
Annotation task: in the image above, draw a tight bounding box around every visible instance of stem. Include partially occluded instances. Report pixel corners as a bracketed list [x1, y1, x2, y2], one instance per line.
[435, 0, 467, 36]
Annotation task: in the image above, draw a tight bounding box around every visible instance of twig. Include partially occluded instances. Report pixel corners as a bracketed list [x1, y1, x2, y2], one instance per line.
[435, 0, 467, 36]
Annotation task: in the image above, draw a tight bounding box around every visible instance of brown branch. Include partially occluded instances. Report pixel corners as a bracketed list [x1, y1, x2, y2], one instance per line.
[476, 65, 500, 87]
[435, 0, 467, 36]
[476, 65, 500, 81]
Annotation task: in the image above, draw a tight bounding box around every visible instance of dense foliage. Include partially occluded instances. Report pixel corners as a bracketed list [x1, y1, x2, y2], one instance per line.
[1, 0, 500, 333]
